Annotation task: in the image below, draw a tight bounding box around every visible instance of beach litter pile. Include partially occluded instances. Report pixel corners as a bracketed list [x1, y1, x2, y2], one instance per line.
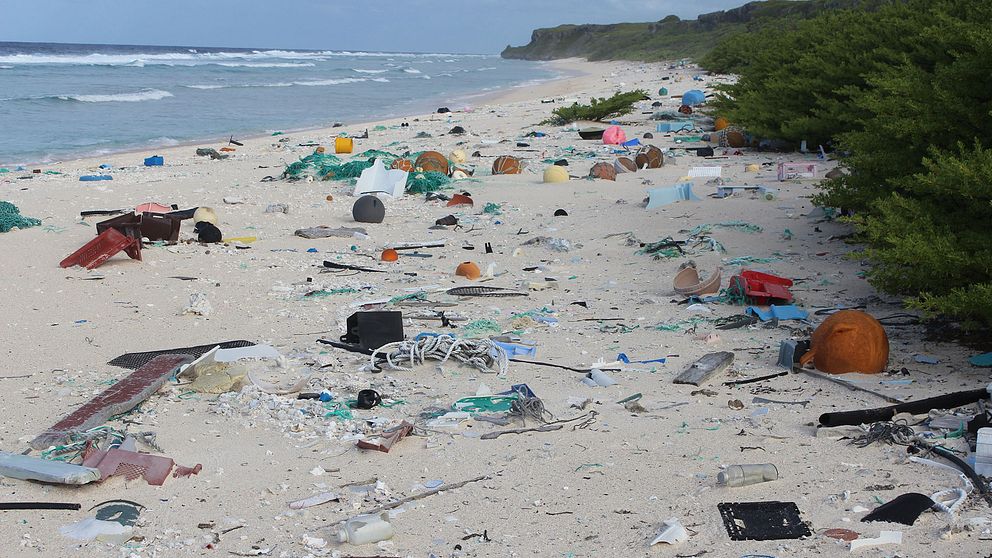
[2, 59, 991, 558]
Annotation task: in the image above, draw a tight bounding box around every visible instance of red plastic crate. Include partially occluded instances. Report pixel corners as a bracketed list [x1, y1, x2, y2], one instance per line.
[60, 227, 141, 270]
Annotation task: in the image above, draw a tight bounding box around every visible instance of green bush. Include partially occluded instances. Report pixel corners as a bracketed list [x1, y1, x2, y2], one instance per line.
[705, 0, 992, 327]
[541, 90, 648, 125]
[854, 144, 992, 327]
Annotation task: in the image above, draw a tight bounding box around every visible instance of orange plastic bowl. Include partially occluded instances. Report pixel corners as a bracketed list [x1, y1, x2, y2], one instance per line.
[381, 248, 399, 262]
[455, 261, 481, 280]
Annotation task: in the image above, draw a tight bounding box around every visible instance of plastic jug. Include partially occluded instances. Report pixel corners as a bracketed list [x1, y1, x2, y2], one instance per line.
[717, 463, 778, 487]
[337, 512, 394, 545]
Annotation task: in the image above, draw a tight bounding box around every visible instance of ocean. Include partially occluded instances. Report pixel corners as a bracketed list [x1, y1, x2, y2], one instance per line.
[0, 42, 558, 166]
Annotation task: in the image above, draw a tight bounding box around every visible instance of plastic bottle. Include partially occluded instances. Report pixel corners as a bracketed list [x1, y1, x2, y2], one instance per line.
[717, 464, 778, 487]
[337, 512, 394, 545]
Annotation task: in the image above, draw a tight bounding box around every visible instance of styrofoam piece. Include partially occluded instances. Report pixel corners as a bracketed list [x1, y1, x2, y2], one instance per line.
[688, 166, 722, 178]
[651, 517, 689, 545]
[849, 530, 902, 551]
[60, 518, 133, 543]
[354, 159, 407, 198]
[0, 451, 102, 485]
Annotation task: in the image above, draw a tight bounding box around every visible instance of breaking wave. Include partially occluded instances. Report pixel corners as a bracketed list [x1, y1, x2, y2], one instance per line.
[0, 49, 490, 67]
[58, 89, 174, 103]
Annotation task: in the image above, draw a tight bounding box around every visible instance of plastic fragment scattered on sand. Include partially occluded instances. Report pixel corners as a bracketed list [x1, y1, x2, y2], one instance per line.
[182, 292, 212, 316]
[849, 530, 902, 551]
[288, 492, 340, 510]
[650, 517, 689, 545]
[914, 354, 939, 364]
[0, 452, 101, 485]
[60, 517, 132, 543]
[582, 369, 617, 387]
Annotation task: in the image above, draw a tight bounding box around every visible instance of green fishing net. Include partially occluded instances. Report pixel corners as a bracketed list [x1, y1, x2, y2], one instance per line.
[0, 201, 41, 233]
[406, 171, 451, 194]
[283, 152, 342, 179]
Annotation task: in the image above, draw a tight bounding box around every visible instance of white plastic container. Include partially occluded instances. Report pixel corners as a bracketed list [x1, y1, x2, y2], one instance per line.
[975, 427, 992, 476]
[337, 512, 394, 545]
[717, 463, 778, 487]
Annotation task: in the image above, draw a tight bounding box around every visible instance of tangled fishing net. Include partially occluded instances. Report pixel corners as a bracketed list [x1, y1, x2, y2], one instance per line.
[406, 171, 451, 194]
[371, 335, 508, 374]
[0, 201, 41, 233]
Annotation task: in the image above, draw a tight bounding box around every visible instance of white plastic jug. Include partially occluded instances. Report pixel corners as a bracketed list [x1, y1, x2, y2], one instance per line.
[337, 512, 394, 545]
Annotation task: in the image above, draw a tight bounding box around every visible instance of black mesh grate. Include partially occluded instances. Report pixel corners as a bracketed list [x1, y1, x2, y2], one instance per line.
[107, 340, 255, 369]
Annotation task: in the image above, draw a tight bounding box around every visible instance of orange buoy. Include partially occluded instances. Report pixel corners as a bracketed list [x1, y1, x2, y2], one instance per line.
[614, 157, 637, 174]
[492, 155, 522, 175]
[455, 261, 481, 280]
[381, 248, 399, 262]
[799, 310, 889, 374]
[714, 117, 729, 131]
[414, 151, 449, 175]
[634, 145, 664, 169]
[589, 162, 617, 181]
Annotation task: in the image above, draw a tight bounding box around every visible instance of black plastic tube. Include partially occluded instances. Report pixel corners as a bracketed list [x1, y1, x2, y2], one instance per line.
[819, 387, 989, 427]
[0, 502, 81, 510]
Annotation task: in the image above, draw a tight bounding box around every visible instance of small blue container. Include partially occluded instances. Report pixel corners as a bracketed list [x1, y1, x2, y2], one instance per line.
[144, 155, 164, 166]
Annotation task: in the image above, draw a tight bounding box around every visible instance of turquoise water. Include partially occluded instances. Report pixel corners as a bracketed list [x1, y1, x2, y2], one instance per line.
[0, 42, 556, 165]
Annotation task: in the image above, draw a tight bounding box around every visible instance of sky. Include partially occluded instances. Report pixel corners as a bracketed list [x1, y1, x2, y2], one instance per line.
[0, 0, 746, 54]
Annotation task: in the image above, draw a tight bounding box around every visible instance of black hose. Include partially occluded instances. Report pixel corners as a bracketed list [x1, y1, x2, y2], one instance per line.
[0, 502, 80, 510]
[819, 387, 989, 427]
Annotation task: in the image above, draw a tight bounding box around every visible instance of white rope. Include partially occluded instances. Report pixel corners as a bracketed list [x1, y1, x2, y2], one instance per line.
[371, 335, 508, 374]
[908, 455, 974, 520]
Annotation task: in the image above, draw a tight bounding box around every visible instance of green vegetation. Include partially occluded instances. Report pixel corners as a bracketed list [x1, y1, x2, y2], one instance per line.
[501, 0, 889, 62]
[541, 90, 648, 125]
[703, 0, 992, 327]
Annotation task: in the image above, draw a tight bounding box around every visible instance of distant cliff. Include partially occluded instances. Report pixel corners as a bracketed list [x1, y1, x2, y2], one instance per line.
[501, 0, 890, 61]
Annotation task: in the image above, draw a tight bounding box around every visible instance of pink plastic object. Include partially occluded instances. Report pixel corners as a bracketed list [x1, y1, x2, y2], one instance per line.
[60, 228, 140, 269]
[602, 125, 627, 145]
[82, 448, 175, 486]
[135, 202, 173, 214]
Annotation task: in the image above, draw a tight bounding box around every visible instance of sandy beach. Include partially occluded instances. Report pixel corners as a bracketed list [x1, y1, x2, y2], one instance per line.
[1, 58, 989, 557]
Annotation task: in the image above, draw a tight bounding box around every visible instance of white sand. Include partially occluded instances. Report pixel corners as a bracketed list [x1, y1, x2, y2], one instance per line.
[1, 58, 989, 557]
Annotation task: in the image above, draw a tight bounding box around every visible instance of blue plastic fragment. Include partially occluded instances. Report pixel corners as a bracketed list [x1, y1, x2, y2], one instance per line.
[746, 305, 809, 322]
[80, 175, 113, 181]
[969, 352, 992, 367]
[492, 340, 537, 358]
[616, 353, 666, 365]
[914, 354, 939, 364]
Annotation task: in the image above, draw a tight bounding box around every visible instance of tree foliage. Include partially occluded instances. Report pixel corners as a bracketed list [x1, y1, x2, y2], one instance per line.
[703, 0, 992, 327]
[541, 90, 648, 125]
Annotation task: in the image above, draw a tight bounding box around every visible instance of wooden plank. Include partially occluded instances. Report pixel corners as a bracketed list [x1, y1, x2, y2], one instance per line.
[673, 351, 734, 386]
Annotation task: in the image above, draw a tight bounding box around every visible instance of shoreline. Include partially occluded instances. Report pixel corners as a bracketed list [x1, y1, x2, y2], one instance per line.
[1, 59, 590, 169]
